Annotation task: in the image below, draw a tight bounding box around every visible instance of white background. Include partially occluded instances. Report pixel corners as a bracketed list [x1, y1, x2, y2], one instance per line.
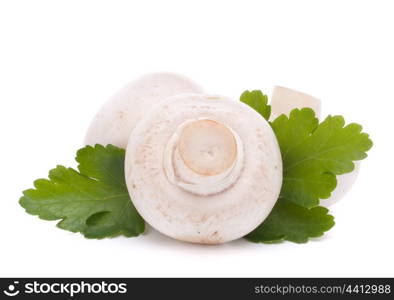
[1, 0, 393, 277]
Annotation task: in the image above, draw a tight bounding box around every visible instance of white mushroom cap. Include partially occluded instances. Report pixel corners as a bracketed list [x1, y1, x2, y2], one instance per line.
[125, 93, 282, 244]
[84, 72, 204, 148]
[270, 86, 358, 206]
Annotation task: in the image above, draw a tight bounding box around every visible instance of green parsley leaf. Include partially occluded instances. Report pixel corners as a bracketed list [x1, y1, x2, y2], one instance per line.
[240, 90, 271, 120]
[245, 199, 335, 243]
[241, 91, 373, 243]
[272, 108, 373, 208]
[19, 144, 145, 239]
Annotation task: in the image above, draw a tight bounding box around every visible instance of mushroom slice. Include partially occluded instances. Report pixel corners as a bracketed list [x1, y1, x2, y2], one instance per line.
[270, 85, 358, 206]
[270, 86, 321, 120]
[125, 93, 283, 244]
[84, 72, 204, 148]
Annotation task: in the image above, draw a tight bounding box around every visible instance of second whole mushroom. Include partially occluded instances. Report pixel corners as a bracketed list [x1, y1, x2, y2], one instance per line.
[84, 72, 204, 148]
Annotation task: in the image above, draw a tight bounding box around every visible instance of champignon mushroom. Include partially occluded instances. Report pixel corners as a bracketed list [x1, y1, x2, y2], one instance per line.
[270, 85, 359, 206]
[84, 72, 204, 148]
[125, 93, 283, 244]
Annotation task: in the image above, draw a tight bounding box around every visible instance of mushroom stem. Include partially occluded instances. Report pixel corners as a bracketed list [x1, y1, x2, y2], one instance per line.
[164, 118, 244, 196]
